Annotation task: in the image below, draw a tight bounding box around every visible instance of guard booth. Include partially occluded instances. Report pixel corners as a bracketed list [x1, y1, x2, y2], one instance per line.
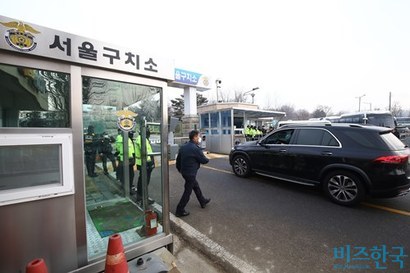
[198, 103, 286, 154]
[0, 15, 178, 272]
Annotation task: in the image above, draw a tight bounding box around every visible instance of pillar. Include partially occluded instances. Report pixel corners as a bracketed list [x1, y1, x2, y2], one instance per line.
[182, 86, 199, 136]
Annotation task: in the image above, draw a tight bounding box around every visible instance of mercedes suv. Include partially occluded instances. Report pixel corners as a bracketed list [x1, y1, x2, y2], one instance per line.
[229, 124, 410, 206]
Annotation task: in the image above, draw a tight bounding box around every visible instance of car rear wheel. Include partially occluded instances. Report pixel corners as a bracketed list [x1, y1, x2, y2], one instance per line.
[232, 155, 251, 177]
[323, 170, 365, 206]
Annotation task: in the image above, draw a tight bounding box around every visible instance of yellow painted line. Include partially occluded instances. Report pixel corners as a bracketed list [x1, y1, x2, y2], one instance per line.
[362, 202, 410, 217]
[202, 165, 233, 174]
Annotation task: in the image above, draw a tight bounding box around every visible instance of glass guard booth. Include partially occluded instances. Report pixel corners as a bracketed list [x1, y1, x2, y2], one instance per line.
[198, 104, 286, 154]
[0, 15, 172, 272]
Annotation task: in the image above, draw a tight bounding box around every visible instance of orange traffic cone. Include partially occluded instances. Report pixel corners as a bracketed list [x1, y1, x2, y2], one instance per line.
[105, 234, 129, 273]
[26, 258, 48, 273]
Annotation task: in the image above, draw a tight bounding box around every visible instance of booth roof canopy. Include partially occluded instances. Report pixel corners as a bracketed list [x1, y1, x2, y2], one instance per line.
[233, 108, 286, 119]
[197, 103, 285, 119]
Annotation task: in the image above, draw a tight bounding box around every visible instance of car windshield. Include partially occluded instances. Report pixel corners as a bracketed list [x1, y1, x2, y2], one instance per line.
[380, 131, 408, 150]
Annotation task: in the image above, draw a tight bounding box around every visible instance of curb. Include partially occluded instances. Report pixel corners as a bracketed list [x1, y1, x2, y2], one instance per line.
[169, 213, 261, 273]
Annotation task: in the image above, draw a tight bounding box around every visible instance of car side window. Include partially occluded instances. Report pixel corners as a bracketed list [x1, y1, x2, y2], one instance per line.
[265, 129, 294, 144]
[322, 131, 339, 146]
[295, 129, 339, 146]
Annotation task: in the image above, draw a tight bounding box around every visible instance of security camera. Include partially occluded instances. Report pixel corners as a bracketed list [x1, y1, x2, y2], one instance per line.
[216, 79, 222, 86]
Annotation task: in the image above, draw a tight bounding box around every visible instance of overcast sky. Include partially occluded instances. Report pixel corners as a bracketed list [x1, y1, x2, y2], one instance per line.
[2, 0, 410, 114]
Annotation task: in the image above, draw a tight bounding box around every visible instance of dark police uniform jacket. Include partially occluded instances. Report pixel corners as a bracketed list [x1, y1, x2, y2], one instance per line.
[176, 141, 209, 176]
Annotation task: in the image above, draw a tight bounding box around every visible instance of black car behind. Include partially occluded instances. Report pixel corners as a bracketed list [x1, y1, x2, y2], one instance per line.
[229, 123, 410, 206]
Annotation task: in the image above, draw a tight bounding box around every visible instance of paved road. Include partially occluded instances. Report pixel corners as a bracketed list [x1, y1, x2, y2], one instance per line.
[169, 154, 410, 273]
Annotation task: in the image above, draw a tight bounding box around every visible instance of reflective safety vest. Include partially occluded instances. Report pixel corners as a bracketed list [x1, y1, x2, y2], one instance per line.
[244, 127, 251, 136]
[135, 136, 153, 166]
[115, 134, 135, 161]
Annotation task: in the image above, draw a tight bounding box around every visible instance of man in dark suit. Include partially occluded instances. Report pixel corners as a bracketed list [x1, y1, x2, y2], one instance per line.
[175, 130, 210, 217]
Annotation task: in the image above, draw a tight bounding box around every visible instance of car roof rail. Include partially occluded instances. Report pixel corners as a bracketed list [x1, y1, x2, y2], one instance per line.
[279, 122, 331, 128]
[349, 124, 364, 128]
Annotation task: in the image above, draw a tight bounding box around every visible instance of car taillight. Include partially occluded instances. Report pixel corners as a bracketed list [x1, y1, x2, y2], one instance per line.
[373, 155, 409, 164]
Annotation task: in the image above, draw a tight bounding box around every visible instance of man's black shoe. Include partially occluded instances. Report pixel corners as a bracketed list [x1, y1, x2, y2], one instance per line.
[200, 198, 211, 208]
[175, 211, 190, 217]
[89, 173, 98, 177]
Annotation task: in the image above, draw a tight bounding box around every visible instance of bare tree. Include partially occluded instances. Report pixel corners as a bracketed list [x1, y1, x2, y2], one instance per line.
[295, 109, 310, 120]
[311, 105, 333, 118]
[278, 105, 296, 120]
[234, 90, 246, 102]
[390, 101, 403, 117]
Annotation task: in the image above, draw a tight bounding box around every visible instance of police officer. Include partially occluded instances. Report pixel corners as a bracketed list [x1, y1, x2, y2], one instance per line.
[244, 125, 252, 141]
[135, 129, 155, 203]
[84, 125, 98, 177]
[98, 133, 117, 175]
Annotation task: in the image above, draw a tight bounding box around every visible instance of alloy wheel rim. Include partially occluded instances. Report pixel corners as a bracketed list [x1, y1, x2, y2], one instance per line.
[234, 158, 247, 175]
[328, 175, 358, 202]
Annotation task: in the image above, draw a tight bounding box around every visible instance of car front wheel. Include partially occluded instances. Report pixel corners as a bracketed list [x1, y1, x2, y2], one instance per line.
[232, 155, 251, 177]
[323, 170, 365, 206]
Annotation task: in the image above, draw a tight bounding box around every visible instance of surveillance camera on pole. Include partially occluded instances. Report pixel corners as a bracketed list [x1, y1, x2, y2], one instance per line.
[216, 79, 222, 103]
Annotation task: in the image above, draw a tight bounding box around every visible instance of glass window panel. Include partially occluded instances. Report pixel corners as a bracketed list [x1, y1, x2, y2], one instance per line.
[0, 63, 70, 128]
[296, 129, 323, 145]
[234, 117, 244, 128]
[265, 129, 294, 144]
[322, 131, 339, 147]
[0, 144, 61, 190]
[221, 111, 231, 127]
[201, 114, 209, 128]
[82, 76, 163, 260]
[210, 112, 219, 128]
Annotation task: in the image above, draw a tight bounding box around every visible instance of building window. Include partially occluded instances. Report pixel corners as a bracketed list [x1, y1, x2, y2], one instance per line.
[201, 113, 209, 128]
[221, 111, 231, 127]
[210, 112, 219, 128]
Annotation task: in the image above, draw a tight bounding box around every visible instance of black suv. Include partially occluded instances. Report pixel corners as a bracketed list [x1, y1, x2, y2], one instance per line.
[229, 124, 410, 206]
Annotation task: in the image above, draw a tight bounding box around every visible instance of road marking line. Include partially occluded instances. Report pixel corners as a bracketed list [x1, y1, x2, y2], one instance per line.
[201, 165, 410, 217]
[202, 165, 232, 174]
[362, 202, 410, 217]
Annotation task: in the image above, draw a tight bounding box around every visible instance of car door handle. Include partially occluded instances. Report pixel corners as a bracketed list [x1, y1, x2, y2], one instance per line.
[321, 151, 333, 156]
[279, 149, 287, 153]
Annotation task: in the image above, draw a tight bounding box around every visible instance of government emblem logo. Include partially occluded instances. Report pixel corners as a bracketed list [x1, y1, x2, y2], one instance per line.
[116, 109, 137, 132]
[0, 21, 40, 52]
[202, 76, 210, 86]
